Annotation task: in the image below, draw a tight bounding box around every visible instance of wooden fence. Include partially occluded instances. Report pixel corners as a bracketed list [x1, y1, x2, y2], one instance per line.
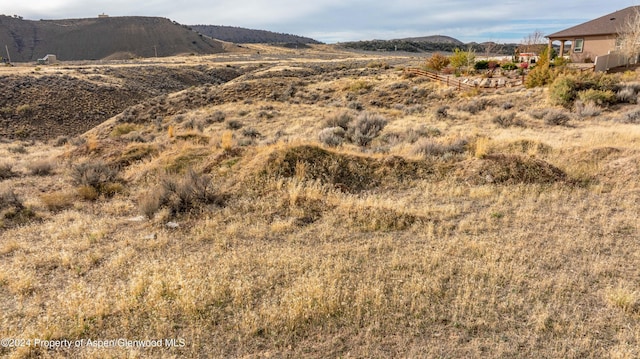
[403, 68, 522, 90]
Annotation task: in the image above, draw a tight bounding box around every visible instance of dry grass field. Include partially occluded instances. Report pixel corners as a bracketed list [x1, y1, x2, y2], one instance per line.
[1, 45, 640, 358]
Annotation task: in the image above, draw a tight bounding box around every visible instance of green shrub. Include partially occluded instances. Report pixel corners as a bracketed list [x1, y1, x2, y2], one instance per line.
[474, 60, 489, 70]
[548, 72, 620, 107]
[525, 65, 553, 88]
[548, 75, 578, 107]
[501, 62, 518, 71]
[577, 89, 616, 106]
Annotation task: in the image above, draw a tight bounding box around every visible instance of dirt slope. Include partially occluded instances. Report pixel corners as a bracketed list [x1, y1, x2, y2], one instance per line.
[0, 15, 226, 62]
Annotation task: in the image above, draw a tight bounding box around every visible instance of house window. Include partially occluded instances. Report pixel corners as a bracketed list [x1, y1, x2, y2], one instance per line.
[574, 39, 584, 53]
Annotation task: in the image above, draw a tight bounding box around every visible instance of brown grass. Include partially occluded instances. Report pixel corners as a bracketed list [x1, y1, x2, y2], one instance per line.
[1, 51, 639, 358]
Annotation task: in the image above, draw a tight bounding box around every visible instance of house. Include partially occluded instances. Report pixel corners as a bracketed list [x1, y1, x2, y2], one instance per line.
[37, 54, 57, 65]
[546, 6, 640, 71]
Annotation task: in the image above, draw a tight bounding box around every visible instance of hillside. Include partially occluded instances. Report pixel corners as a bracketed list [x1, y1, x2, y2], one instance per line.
[339, 37, 518, 54]
[0, 49, 639, 357]
[0, 15, 226, 62]
[394, 34, 464, 44]
[190, 25, 321, 44]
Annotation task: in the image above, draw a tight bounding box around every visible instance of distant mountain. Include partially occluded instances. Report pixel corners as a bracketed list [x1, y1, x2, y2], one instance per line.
[394, 35, 464, 45]
[190, 25, 322, 44]
[0, 15, 226, 62]
[338, 36, 518, 55]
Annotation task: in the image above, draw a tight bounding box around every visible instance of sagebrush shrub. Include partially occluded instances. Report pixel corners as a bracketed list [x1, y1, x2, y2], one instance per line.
[620, 108, 640, 124]
[324, 113, 353, 130]
[0, 189, 24, 211]
[544, 109, 571, 126]
[71, 161, 119, 198]
[574, 101, 602, 118]
[0, 163, 17, 180]
[348, 112, 387, 147]
[492, 112, 525, 128]
[411, 137, 468, 157]
[616, 85, 638, 104]
[457, 99, 488, 114]
[318, 127, 346, 147]
[141, 169, 221, 217]
[27, 159, 55, 176]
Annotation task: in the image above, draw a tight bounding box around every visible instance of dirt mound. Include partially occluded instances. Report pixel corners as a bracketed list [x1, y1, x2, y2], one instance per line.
[598, 153, 640, 186]
[462, 154, 567, 185]
[261, 145, 436, 192]
[568, 147, 624, 163]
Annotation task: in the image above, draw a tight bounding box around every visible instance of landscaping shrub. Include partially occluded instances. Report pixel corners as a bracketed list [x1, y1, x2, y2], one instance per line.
[425, 53, 450, 72]
[525, 65, 553, 88]
[548, 72, 620, 107]
[577, 89, 616, 106]
[501, 62, 518, 71]
[548, 75, 578, 107]
[474, 60, 489, 70]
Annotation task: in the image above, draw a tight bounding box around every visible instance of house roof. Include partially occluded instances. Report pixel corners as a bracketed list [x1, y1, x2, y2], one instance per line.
[547, 6, 640, 39]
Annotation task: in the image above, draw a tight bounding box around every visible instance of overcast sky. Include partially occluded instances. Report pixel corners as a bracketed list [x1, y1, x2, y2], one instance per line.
[2, 1, 639, 43]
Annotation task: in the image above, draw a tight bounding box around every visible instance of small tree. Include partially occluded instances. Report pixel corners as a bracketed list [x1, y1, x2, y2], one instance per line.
[520, 30, 547, 55]
[450, 48, 475, 72]
[617, 7, 640, 66]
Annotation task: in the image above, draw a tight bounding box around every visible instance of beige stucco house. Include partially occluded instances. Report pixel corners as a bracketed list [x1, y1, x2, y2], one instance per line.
[547, 6, 640, 70]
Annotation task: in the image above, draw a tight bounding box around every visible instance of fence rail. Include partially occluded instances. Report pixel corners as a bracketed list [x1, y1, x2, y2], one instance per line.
[403, 68, 521, 90]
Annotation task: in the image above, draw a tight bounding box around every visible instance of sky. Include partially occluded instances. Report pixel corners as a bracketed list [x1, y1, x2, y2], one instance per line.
[2, 0, 639, 44]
